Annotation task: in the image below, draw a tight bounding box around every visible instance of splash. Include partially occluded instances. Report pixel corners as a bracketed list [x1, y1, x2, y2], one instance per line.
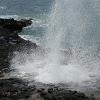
[11, 0, 100, 91]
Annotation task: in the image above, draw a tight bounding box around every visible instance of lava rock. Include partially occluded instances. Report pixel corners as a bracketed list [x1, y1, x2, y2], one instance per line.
[40, 87, 89, 100]
[0, 18, 32, 32]
[0, 78, 91, 100]
[0, 78, 36, 99]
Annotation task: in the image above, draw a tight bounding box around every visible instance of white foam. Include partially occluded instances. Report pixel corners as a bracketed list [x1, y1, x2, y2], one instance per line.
[0, 15, 19, 20]
[19, 35, 40, 45]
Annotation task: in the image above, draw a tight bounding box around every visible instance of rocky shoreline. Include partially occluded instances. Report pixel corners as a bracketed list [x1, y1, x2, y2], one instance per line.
[0, 78, 91, 100]
[0, 18, 96, 100]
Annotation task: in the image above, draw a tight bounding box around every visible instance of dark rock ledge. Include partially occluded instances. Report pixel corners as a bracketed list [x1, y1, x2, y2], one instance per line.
[0, 18, 37, 73]
[0, 18, 95, 100]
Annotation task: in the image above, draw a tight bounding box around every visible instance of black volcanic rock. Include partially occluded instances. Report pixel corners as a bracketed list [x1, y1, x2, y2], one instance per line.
[0, 18, 32, 32]
[37, 87, 90, 100]
[0, 78, 36, 99]
[0, 78, 90, 100]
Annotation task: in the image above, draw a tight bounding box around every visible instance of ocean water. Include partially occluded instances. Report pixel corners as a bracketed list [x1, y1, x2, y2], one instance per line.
[1, 0, 100, 93]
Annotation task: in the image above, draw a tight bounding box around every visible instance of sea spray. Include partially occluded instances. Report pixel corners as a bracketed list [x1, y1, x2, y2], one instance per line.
[11, 0, 100, 91]
[35, 0, 97, 83]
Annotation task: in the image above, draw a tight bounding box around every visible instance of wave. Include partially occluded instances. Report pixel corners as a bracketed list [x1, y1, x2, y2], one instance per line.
[19, 35, 41, 45]
[25, 18, 48, 29]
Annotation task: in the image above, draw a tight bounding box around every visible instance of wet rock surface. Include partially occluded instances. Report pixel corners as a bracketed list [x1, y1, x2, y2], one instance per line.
[0, 78, 36, 100]
[0, 18, 95, 100]
[38, 87, 89, 100]
[0, 78, 90, 100]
